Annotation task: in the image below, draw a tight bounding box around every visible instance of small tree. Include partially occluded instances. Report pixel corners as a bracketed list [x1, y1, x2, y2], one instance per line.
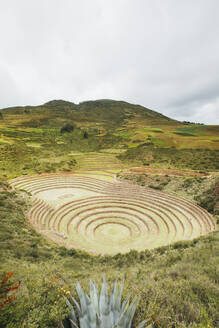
[60, 124, 74, 134]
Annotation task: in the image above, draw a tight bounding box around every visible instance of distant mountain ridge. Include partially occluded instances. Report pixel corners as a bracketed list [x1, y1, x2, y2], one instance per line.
[43, 98, 171, 119]
[0, 98, 218, 160]
[0, 98, 175, 129]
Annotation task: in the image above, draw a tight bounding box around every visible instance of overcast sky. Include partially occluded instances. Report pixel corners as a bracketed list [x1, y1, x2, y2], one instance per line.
[0, 0, 218, 124]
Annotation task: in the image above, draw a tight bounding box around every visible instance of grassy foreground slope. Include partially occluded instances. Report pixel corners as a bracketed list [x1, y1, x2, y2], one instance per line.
[0, 179, 218, 327]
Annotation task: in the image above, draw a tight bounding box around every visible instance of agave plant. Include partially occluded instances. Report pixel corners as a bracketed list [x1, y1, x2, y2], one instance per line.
[63, 278, 152, 328]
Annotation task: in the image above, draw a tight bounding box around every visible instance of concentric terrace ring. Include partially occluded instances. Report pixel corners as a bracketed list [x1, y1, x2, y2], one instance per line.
[10, 173, 215, 255]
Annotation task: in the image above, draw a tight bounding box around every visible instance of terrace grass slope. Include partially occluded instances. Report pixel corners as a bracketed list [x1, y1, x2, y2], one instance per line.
[10, 172, 215, 255]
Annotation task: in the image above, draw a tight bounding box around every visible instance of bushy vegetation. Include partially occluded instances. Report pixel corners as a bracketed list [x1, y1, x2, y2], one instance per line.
[119, 145, 219, 171]
[195, 180, 219, 223]
[60, 124, 75, 134]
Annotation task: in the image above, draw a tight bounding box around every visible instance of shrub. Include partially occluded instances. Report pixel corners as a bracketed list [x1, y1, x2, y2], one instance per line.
[83, 131, 88, 139]
[60, 124, 75, 134]
[149, 185, 163, 190]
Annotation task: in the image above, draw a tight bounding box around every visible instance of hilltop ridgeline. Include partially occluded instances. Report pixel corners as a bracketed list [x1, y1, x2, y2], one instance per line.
[0, 99, 174, 128]
[1, 98, 218, 155]
[44, 99, 171, 120]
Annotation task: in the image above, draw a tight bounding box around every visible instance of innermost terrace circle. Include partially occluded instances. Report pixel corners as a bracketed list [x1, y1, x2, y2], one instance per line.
[94, 221, 132, 241]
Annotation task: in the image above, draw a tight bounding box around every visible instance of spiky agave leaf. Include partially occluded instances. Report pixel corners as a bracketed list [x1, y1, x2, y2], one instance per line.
[75, 283, 93, 328]
[76, 283, 88, 316]
[109, 281, 118, 327]
[137, 321, 147, 328]
[69, 294, 82, 319]
[126, 297, 140, 328]
[99, 277, 112, 328]
[90, 280, 99, 317]
[109, 280, 117, 311]
[115, 296, 138, 328]
[113, 295, 130, 328]
[66, 298, 79, 328]
[121, 295, 130, 313]
[85, 293, 96, 328]
[70, 292, 91, 328]
[99, 277, 109, 316]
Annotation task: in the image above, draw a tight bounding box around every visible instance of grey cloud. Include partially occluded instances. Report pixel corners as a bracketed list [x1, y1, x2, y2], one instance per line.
[0, 65, 22, 108]
[0, 0, 218, 124]
[166, 97, 219, 125]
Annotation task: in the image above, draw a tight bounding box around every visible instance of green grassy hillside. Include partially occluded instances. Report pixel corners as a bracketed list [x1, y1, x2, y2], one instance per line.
[1, 99, 218, 151]
[1, 99, 172, 128]
[0, 99, 218, 180]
